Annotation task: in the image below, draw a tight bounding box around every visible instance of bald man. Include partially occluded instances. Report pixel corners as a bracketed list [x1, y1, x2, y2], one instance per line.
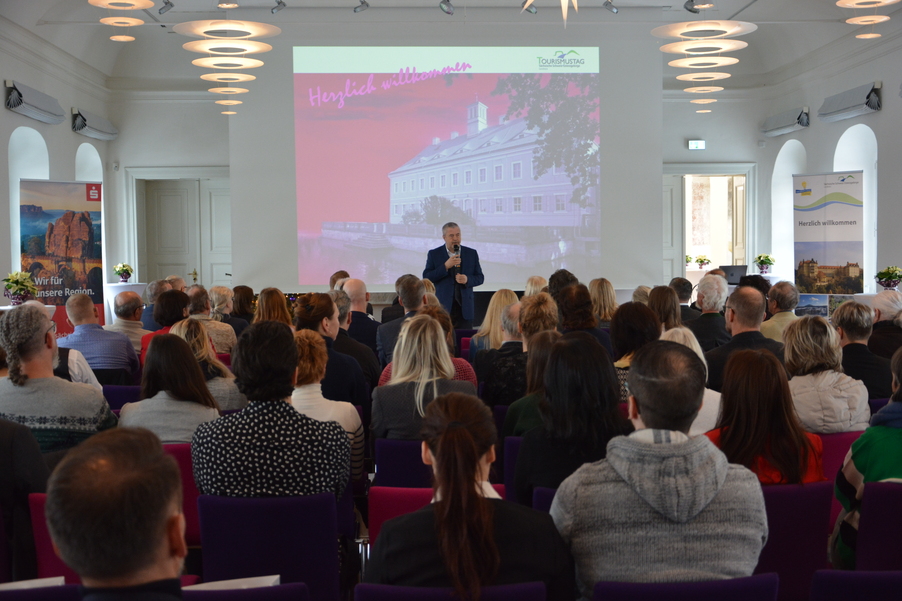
[103, 291, 151, 353]
[343, 278, 379, 355]
[58, 293, 139, 382]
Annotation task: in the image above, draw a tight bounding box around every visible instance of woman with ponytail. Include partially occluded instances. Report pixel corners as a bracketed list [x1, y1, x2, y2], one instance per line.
[365, 393, 575, 599]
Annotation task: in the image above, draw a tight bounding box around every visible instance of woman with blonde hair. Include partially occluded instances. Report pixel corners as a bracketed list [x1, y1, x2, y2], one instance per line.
[169, 319, 247, 411]
[209, 285, 249, 337]
[467, 289, 518, 363]
[660, 327, 721, 436]
[648, 285, 682, 331]
[523, 276, 547, 298]
[371, 315, 475, 440]
[631, 285, 651, 305]
[784, 315, 869, 433]
[252, 287, 294, 329]
[589, 278, 618, 328]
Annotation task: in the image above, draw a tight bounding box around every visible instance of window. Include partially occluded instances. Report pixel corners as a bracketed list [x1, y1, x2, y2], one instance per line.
[430, 176, 436, 189]
[440, 174, 446, 187]
[555, 195, 566, 211]
[495, 198, 503, 213]
[452, 173, 459, 186]
[402, 181, 406, 192]
[479, 199, 486, 213]
[533, 195, 543, 212]
[394, 204, 400, 215]
[513, 196, 522, 212]
[465, 170, 472, 185]
[420, 178, 425, 190]
[479, 168, 487, 183]
[494, 165, 503, 181]
[394, 183, 399, 193]
[512, 162, 522, 179]
[410, 180, 414, 191]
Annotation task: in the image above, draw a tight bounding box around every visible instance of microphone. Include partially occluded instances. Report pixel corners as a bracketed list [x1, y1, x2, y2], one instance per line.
[453, 244, 461, 276]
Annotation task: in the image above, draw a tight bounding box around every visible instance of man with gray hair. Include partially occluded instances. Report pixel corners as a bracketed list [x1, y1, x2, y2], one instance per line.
[0, 304, 116, 453]
[761, 281, 800, 343]
[58, 293, 139, 383]
[103, 290, 150, 353]
[141, 279, 172, 332]
[186, 285, 237, 354]
[833, 300, 893, 399]
[868, 290, 902, 359]
[328, 288, 380, 391]
[165, 275, 187, 293]
[343, 278, 379, 355]
[475, 302, 526, 407]
[685, 274, 730, 352]
[423, 221, 484, 328]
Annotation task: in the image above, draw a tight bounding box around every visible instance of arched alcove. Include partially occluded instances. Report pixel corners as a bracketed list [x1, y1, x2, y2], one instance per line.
[771, 139, 807, 275]
[75, 143, 103, 183]
[8, 127, 49, 270]
[834, 124, 877, 292]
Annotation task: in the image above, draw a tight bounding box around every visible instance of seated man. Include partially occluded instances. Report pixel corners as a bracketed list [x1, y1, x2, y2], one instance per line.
[57, 293, 139, 384]
[343, 278, 380, 355]
[685, 274, 730, 352]
[761, 281, 800, 343]
[186, 285, 237, 354]
[45, 428, 187, 600]
[0, 304, 116, 453]
[103, 290, 151, 353]
[475, 302, 527, 407]
[551, 341, 767, 599]
[669, 277, 701, 323]
[141, 279, 172, 332]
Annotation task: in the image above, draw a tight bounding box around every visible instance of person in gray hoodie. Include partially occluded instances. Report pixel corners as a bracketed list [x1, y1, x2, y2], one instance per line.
[550, 341, 768, 599]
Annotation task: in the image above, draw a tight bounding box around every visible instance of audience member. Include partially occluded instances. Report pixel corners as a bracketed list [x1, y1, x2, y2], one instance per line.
[140, 290, 190, 365]
[186, 285, 237, 354]
[231, 285, 256, 324]
[170, 319, 247, 411]
[371, 315, 475, 440]
[515, 332, 632, 505]
[376, 275, 426, 366]
[739, 274, 774, 320]
[209, 285, 249, 338]
[868, 290, 902, 359]
[58, 293, 139, 384]
[685, 274, 730, 351]
[631, 285, 650, 305]
[192, 321, 351, 497]
[669, 277, 700, 323]
[475, 302, 527, 407]
[589, 277, 618, 328]
[0, 305, 116, 453]
[518, 292, 559, 343]
[546, 269, 578, 309]
[501, 330, 562, 438]
[327, 289, 381, 392]
[648, 285, 682, 331]
[660, 327, 721, 436]
[421, 278, 436, 294]
[523, 275, 547, 297]
[329, 270, 351, 290]
[706, 349, 824, 484]
[291, 330, 364, 484]
[783, 316, 869, 433]
[551, 341, 768, 596]
[424, 293, 441, 307]
[45, 428, 187, 599]
[165, 275, 187, 293]
[610, 302, 661, 402]
[141, 279, 171, 332]
[252, 287, 294, 329]
[380, 274, 407, 325]
[366, 393, 575, 599]
[760, 281, 799, 342]
[104, 291, 150, 353]
[832, 346, 902, 569]
[704, 286, 784, 392]
[833, 300, 893, 399]
[558, 283, 614, 357]
[467, 289, 518, 363]
[344, 278, 380, 355]
[119, 334, 219, 444]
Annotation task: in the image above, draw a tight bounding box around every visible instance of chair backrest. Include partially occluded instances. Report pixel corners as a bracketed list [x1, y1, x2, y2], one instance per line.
[753, 481, 832, 601]
[531, 487, 557, 514]
[856, 481, 902, 570]
[492, 406, 508, 447]
[101, 384, 141, 410]
[216, 353, 231, 367]
[0, 584, 80, 600]
[184, 583, 310, 601]
[592, 573, 779, 601]
[93, 369, 133, 387]
[503, 437, 522, 505]
[27, 494, 80, 584]
[162, 444, 202, 547]
[809, 569, 902, 601]
[868, 398, 889, 416]
[198, 493, 339, 601]
[0, 504, 10, 584]
[374, 439, 432, 488]
[819, 431, 864, 482]
[454, 329, 477, 359]
[460, 337, 471, 361]
[354, 582, 546, 601]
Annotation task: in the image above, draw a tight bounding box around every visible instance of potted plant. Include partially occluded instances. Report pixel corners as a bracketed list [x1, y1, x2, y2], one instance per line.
[695, 255, 710, 270]
[3, 271, 38, 306]
[686, 255, 693, 268]
[754, 253, 775, 275]
[114, 263, 134, 283]
[875, 266, 902, 291]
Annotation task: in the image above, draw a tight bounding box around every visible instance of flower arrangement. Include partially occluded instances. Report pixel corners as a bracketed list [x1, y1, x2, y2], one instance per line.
[114, 263, 133, 277]
[754, 254, 775, 267]
[695, 255, 710, 269]
[685, 255, 693, 265]
[875, 266, 902, 290]
[3, 271, 38, 305]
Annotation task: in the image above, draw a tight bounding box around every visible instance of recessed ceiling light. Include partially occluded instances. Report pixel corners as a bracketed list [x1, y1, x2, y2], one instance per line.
[660, 40, 749, 55]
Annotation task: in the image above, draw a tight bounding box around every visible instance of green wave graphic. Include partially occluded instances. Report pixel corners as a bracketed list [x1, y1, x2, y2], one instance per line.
[793, 192, 862, 211]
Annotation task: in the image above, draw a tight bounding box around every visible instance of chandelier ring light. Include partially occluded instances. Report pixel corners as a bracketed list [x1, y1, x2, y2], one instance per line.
[89, 0, 154, 9]
[660, 40, 748, 55]
[651, 20, 757, 40]
[192, 56, 264, 69]
[669, 56, 738, 69]
[173, 20, 282, 39]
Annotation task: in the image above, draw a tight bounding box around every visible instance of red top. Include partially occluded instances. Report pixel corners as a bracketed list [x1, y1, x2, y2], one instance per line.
[139, 326, 172, 366]
[378, 358, 477, 389]
[706, 428, 826, 485]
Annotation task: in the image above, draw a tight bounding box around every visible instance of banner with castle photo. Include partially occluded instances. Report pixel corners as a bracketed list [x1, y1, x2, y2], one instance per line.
[793, 171, 863, 294]
[19, 180, 103, 333]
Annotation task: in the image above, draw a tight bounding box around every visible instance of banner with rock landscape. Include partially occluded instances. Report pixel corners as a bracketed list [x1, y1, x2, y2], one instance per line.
[19, 179, 103, 333]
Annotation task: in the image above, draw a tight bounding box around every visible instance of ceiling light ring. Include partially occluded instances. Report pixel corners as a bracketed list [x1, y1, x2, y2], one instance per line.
[208, 87, 250, 95]
[651, 20, 757, 40]
[182, 39, 273, 55]
[836, 0, 899, 8]
[660, 39, 748, 55]
[669, 56, 739, 69]
[201, 73, 257, 83]
[684, 86, 724, 93]
[173, 20, 281, 40]
[676, 72, 731, 82]
[100, 17, 144, 27]
[192, 57, 265, 69]
[88, 0, 154, 9]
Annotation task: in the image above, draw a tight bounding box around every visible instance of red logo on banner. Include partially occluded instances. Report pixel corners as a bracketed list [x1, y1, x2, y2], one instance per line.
[86, 183, 102, 202]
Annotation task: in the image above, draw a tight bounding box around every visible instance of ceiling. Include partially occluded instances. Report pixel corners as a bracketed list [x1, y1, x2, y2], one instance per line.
[1, 0, 899, 86]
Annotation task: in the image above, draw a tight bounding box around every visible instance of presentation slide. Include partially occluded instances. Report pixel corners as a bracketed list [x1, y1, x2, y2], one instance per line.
[293, 46, 600, 289]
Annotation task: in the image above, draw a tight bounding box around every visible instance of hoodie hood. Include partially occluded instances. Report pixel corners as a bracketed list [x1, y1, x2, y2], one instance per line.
[606, 431, 729, 523]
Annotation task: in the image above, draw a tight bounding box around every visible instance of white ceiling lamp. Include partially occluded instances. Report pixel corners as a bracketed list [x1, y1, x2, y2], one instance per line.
[677, 72, 731, 82]
[222, 111, 237, 115]
[696, 109, 712, 113]
[836, 0, 898, 7]
[669, 56, 738, 69]
[201, 73, 256, 83]
[182, 39, 272, 55]
[856, 32, 882, 38]
[192, 56, 264, 69]
[218, 1, 240, 7]
[690, 98, 717, 104]
[684, 86, 724, 93]
[110, 35, 136, 42]
[660, 39, 748, 55]
[846, 15, 890, 25]
[208, 87, 249, 95]
[215, 100, 243, 105]
[100, 16, 144, 26]
[88, 0, 154, 8]
[173, 20, 281, 39]
[651, 20, 757, 40]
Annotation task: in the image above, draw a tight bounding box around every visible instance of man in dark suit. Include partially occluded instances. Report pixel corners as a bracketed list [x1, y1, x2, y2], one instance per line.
[834, 300, 893, 400]
[422, 222, 484, 329]
[669, 277, 701, 323]
[685, 274, 730, 352]
[342, 278, 380, 355]
[705, 286, 784, 392]
[376, 275, 426, 367]
[328, 289, 381, 393]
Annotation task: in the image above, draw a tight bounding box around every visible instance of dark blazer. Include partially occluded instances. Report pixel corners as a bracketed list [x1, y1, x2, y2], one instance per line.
[222, 314, 249, 338]
[868, 321, 902, 360]
[334, 328, 381, 393]
[475, 341, 528, 408]
[348, 310, 380, 355]
[140, 304, 163, 332]
[322, 336, 370, 418]
[381, 299, 405, 325]
[842, 342, 893, 400]
[423, 245, 484, 321]
[680, 305, 702, 323]
[685, 312, 731, 352]
[705, 331, 785, 392]
[560, 326, 614, 359]
[376, 311, 415, 367]
[366, 499, 575, 600]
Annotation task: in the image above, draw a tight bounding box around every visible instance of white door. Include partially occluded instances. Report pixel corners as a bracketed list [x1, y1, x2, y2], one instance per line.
[662, 174, 684, 283]
[199, 179, 233, 287]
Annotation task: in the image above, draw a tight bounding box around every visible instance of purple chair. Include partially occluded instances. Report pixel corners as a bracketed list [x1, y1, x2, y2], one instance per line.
[856, 481, 902, 570]
[531, 487, 556, 514]
[0, 585, 80, 600]
[809, 569, 902, 601]
[492, 405, 508, 441]
[0, 506, 10, 584]
[753, 481, 832, 601]
[592, 573, 779, 601]
[868, 398, 889, 416]
[354, 582, 546, 600]
[453, 329, 477, 359]
[820, 431, 864, 533]
[101, 384, 140, 411]
[198, 493, 339, 601]
[503, 436, 523, 505]
[374, 439, 432, 488]
[184, 583, 310, 601]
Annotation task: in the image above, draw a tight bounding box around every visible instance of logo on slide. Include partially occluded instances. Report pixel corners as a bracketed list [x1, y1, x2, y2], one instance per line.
[795, 181, 812, 196]
[537, 50, 586, 69]
[838, 174, 856, 182]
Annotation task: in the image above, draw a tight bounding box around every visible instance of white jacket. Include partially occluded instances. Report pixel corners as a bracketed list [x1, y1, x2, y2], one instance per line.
[789, 370, 870, 433]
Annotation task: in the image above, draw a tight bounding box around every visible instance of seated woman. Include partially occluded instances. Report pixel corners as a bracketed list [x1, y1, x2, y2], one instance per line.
[291, 329, 365, 484]
[501, 330, 562, 438]
[558, 283, 614, 358]
[523, 275, 547, 298]
[139, 289, 189, 365]
[660, 327, 721, 436]
[706, 349, 824, 485]
[120, 334, 219, 444]
[589, 277, 618, 329]
[784, 316, 870, 433]
[210, 285, 249, 337]
[253, 287, 294, 330]
[467, 289, 518, 363]
[170, 318, 247, 412]
[365, 393, 575, 599]
[371, 315, 475, 440]
[610, 302, 661, 402]
[514, 332, 633, 504]
[648, 285, 682, 331]
[231, 285, 256, 324]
